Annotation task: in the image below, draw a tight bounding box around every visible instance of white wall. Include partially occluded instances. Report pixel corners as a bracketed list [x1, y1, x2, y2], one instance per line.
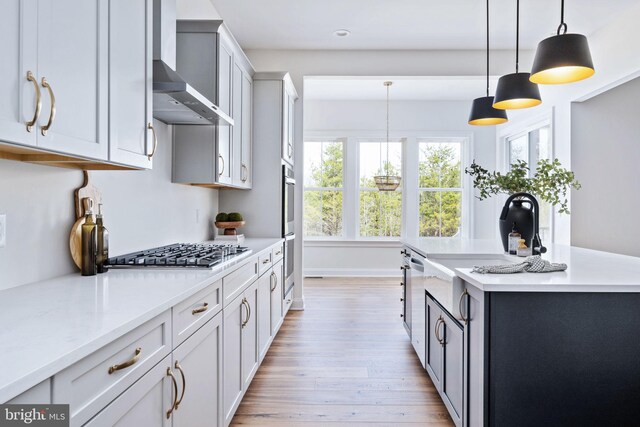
[571, 76, 640, 257]
[303, 99, 497, 276]
[0, 120, 218, 290]
[503, 2, 640, 246]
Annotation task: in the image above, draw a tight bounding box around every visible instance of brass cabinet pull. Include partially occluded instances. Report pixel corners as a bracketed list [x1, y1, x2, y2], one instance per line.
[25, 71, 41, 132]
[262, 258, 271, 265]
[147, 122, 158, 160]
[243, 298, 252, 327]
[241, 163, 248, 182]
[218, 154, 225, 176]
[166, 367, 179, 419]
[241, 298, 249, 328]
[459, 289, 469, 324]
[108, 347, 142, 374]
[401, 265, 410, 271]
[270, 271, 278, 292]
[287, 142, 293, 158]
[275, 249, 282, 256]
[434, 317, 444, 346]
[192, 302, 209, 315]
[40, 77, 56, 136]
[174, 361, 186, 410]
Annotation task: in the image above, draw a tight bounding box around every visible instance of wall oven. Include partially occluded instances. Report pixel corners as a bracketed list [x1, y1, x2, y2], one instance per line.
[283, 165, 295, 237]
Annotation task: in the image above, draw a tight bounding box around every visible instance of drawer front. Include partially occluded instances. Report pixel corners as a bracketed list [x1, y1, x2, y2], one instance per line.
[223, 258, 259, 306]
[258, 251, 273, 276]
[53, 310, 171, 426]
[7, 379, 51, 404]
[272, 244, 284, 263]
[173, 279, 222, 346]
[283, 286, 293, 315]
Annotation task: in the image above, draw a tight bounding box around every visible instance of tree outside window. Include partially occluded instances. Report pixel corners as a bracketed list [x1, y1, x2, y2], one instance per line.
[418, 141, 463, 237]
[303, 140, 344, 237]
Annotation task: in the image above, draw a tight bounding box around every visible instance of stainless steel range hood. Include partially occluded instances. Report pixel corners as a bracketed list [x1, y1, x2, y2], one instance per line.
[152, 0, 233, 126]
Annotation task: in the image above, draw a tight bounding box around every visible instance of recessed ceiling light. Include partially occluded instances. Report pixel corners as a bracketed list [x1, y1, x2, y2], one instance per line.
[334, 29, 351, 37]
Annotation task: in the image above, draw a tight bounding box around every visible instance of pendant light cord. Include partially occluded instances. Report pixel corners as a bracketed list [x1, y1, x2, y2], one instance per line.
[515, 0, 520, 73]
[386, 82, 390, 175]
[557, 0, 568, 34]
[485, 0, 490, 97]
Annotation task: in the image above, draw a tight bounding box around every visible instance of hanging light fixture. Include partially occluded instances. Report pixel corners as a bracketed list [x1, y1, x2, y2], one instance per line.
[469, 0, 508, 126]
[530, 0, 594, 84]
[374, 81, 401, 192]
[493, 0, 542, 110]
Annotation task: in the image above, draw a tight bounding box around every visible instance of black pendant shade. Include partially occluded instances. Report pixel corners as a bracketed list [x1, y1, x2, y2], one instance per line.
[493, 72, 542, 110]
[469, 96, 508, 126]
[530, 33, 595, 84]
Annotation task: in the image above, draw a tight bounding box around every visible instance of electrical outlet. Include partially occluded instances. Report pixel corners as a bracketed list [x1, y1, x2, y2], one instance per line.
[0, 214, 6, 248]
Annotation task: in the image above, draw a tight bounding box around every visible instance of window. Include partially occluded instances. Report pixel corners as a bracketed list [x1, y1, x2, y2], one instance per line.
[506, 125, 552, 241]
[359, 140, 403, 237]
[303, 140, 344, 237]
[418, 140, 463, 237]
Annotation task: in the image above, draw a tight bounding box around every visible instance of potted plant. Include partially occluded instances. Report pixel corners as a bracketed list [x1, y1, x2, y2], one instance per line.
[465, 159, 581, 251]
[215, 212, 245, 235]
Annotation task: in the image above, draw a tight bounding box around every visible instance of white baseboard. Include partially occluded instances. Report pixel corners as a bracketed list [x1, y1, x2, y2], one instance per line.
[304, 268, 401, 277]
[291, 297, 305, 310]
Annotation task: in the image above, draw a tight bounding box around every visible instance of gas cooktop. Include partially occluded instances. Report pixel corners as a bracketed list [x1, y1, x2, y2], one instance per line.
[106, 243, 250, 268]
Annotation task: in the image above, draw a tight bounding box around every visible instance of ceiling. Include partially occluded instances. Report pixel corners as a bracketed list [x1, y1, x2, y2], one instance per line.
[304, 77, 501, 101]
[209, 0, 638, 50]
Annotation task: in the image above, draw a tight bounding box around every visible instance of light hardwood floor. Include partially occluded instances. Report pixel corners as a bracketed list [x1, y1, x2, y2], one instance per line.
[230, 277, 454, 426]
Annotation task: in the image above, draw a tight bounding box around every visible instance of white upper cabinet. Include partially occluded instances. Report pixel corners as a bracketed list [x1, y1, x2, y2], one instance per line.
[0, 0, 151, 169]
[108, 0, 153, 169]
[232, 62, 253, 189]
[241, 71, 253, 187]
[0, 0, 38, 149]
[282, 82, 297, 166]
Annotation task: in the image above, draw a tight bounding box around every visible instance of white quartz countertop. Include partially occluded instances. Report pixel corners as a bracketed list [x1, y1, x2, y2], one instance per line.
[402, 238, 640, 292]
[0, 238, 282, 403]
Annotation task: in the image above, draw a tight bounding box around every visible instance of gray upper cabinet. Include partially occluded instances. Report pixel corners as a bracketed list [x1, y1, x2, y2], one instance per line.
[173, 20, 254, 189]
[0, 0, 152, 170]
[108, 0, 153, 169]
[281, 84, 297, 166]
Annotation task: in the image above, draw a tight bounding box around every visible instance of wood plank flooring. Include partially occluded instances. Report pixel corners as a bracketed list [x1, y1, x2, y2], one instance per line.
[230, 277, 454, 426]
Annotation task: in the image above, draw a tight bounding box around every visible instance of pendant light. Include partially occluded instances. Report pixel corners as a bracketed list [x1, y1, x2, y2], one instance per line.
[374, 81, 401, 192]
[493, 0, 542, 110]
[530, 0, 594, 84]
[469, 0, 508, 126]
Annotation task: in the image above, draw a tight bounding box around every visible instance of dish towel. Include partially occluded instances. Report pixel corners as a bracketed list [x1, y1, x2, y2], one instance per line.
[472, 255, 567, 274]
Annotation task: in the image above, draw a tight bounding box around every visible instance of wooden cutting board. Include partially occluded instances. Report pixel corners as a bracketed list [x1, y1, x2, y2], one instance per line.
[74, 171, 102, 220]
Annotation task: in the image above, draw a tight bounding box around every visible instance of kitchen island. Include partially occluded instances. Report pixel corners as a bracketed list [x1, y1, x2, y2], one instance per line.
[400, 238, 640, 427]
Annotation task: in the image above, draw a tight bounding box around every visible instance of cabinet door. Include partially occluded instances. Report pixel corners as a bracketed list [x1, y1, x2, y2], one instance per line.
[217, 35, 233, 117]
[36, 0, 108, 160]
[217, 125, 232, 185]
[410, 259, 426, 368]
[0, 0, 38, 148]
[241, 280, 259, 390]
[281, 90, 294, 165]
[270, 260, 284, 336]
[426, 297, 443, 390]
[287, 94, 295, 164]
[231, 63, 243, 186]
[257, 271, 272, 362]
[84, 355, 172, 427]
[466, 285, 485, 427]
[172, 313, 223, 427]
[442, 315, 464, 427]
[108, 0, 152, 169]
[240, 72, 252, 188]
[222, 296, 243, 425]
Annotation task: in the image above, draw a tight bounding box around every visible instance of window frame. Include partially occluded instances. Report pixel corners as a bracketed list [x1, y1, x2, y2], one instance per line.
[302, 138, 346, 240]
[303, 131, 473, 242]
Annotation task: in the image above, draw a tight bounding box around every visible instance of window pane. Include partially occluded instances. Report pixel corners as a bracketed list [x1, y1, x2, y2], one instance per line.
[304, 141, 343, 188]
[359, 190, 402, 237]
[509, 135, 529, 166]
[359, 141, 402, 187]
[419, 191, 462, 237]
[304, 190, 343, 237]
[419, 142, 461, 188]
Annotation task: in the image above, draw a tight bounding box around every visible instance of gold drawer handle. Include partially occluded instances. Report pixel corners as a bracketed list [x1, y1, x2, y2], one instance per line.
[192, 302, 209, 315]
[147, 122, 158, 160]
[218, 154, 225, 176]
[174, 361, 186, 410]
[166, 367, 178, 419]
[241, 298, 251, 328]
[275, 250, 282, 256]
[434, 317, 444, 346]
[262, 258, 271, 265]
[25, 71, 41, 132]
[458, 289, 469, 324]
[270, 271, 277, 292]
[108, 347, 142, 374]
[241, 163, 248, 182]
[40, 77, 56, 136]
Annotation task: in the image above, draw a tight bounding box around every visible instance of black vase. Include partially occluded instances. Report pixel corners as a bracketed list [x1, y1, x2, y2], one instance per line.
[499, 200, 534, 252]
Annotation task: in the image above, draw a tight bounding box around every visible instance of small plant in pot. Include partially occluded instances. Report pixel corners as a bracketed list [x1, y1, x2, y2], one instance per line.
[215, 212, 245, 235]
[465, 159, 581, 252]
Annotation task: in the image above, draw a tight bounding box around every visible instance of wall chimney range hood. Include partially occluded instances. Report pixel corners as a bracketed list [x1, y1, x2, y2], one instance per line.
[152, 0, 233, 126]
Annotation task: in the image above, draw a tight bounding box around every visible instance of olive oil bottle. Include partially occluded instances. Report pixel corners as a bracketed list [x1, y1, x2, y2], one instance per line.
[81, 198, 98, 276]
[96, 204, 109, 274]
